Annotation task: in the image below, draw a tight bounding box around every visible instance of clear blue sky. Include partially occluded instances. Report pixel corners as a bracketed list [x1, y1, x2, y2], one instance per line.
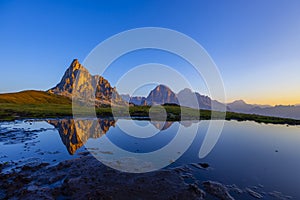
[1, 0, 300, 105]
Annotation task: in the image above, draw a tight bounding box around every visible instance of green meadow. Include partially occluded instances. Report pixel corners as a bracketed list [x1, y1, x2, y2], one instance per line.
[1, 90, 300, 125]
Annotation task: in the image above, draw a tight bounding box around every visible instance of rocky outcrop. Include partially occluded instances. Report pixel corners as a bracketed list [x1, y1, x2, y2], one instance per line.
[203, 181, 235, 200]
[48, 59, 124, 106]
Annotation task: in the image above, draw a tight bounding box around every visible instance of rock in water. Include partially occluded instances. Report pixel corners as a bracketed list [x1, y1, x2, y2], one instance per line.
[245, 188, 263, 199]
[203, 181, 235, 200]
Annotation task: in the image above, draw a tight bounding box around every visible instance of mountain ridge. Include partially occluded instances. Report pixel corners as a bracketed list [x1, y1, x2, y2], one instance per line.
[1, 59, 300, 120]
[226, 100, 300, 119]
[122, 84, 227, 111]
[48, 59, 124, 106]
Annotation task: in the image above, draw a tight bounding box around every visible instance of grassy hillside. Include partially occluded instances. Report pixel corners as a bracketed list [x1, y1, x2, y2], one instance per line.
[0, 90, 71, 104]
[0, 90, 72, 120]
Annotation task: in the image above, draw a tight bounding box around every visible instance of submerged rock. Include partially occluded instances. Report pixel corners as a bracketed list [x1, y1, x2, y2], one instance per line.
[203, 181, 235, 200]
[245, 188, 263, 199]
[268, 191, 293, 200]
[227, 184, 243, 194]
[191, 163, 210, 170]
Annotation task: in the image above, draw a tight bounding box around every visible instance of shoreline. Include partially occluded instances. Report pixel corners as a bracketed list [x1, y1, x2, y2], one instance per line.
[0, 104, 300, 125]
[1, 104, 300, 126]
[1, 154, 289, 200]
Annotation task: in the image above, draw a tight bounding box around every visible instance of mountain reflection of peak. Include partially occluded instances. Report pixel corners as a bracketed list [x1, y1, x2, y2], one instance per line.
[150, 121, 174, 130]
[179, 120, 200, 128]
[48, 118, 116, 155]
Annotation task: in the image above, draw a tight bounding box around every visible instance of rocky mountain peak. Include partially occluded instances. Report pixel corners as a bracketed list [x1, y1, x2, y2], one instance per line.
[146, 85, 178, 105]
[47, 59, 85, 97]
[70, 59, 82, 71]
[48, 59, 124, 106]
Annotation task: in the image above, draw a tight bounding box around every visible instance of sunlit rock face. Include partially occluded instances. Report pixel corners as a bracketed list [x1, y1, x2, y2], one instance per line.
[48, 118, 116, 155]
[48, 59, 86, 98]
[48, 59, 125, 106]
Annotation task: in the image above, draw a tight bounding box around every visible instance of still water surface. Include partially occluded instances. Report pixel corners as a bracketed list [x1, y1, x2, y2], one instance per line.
[0, 119, 299, 199]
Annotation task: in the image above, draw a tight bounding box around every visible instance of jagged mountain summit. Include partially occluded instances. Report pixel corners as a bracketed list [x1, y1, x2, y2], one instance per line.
[145, 85, 178, 105]
[48, 59, 124, 106]
[121, 85, 178, 106]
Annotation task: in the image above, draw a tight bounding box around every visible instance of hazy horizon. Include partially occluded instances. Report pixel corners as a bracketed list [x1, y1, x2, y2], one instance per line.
[1, 1, 300, 106]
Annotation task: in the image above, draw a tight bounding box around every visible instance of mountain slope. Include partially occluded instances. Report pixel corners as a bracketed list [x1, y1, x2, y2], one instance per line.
[0, 90, 71, 104]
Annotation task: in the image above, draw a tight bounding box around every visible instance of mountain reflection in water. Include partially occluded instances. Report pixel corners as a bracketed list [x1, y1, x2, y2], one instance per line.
[48, 119, 117, 154]
[150, 121, 174, 130]
[47, 119, 197, 155]
[1, 119, 300, 198]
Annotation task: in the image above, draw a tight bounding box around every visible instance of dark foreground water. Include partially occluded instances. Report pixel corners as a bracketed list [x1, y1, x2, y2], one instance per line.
[0, 118, 299, 199]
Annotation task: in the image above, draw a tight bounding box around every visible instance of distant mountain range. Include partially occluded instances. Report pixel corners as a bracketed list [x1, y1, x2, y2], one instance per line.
[121, 85, 227, 111]
[1, 59, 299, 120]
[120, 86, 300, 119]
[227, 100, 300, 120]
